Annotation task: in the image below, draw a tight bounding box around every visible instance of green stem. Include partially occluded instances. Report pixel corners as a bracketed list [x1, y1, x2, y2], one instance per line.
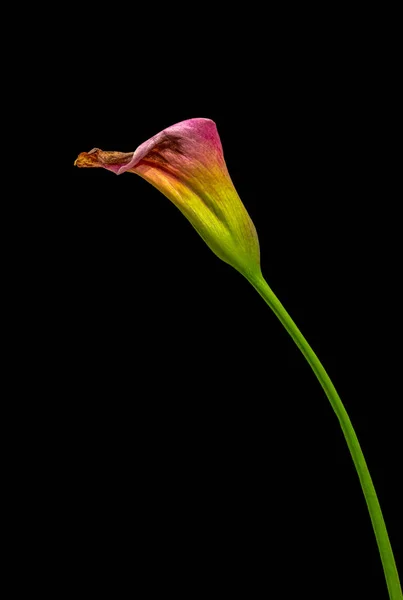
[247, 272, 402, 600]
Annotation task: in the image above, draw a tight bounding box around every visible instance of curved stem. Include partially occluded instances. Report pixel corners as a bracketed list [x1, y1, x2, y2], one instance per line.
[247, 272, 402, 600]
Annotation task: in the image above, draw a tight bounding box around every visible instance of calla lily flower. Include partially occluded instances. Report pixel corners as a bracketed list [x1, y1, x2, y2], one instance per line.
[74, 118, 402, 599]
[74, 118, 261, 279]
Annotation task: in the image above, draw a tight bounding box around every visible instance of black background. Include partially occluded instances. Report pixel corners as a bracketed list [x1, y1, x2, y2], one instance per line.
[50, 8, 401, 598]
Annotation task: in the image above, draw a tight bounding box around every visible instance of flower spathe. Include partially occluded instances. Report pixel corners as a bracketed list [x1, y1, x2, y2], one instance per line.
[75, 118, 261, 278]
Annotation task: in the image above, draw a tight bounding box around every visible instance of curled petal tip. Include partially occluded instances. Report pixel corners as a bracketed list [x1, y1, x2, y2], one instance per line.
[74, 148, 135, 173]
